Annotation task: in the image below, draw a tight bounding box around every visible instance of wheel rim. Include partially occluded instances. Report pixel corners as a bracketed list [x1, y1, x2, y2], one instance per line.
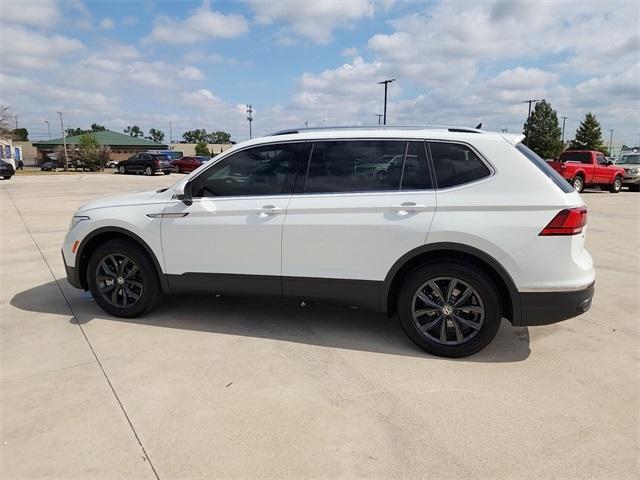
[615, 178, 621, 190]
[96, 253, 143, 308]
[574, 178, 582, 190]
[119, 166, 125, 174]
[174, 165, 179, 173]
[411, 277, 485, 346]
[145, 167, 152, 175]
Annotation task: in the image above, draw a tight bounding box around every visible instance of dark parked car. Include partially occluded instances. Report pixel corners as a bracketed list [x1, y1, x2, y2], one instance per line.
[41, 161, 58, 171]
[70, 160, 98, 172]
[117, 153, 172, 176]
[171, 156, 209, 173]
[0, 160, 15, 179]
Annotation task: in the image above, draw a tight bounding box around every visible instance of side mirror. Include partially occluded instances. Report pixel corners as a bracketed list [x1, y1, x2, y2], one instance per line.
[174, 181, 193, 206]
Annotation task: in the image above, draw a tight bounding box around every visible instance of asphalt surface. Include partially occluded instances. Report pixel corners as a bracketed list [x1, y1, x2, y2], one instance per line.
[1, 173, 638, 479]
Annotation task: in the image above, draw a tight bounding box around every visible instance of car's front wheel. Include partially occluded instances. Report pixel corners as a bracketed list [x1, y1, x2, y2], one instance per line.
[397, 262, 502, 357]
[174, 165, 180, 173]
[144, 166, 153, 176]
[118, 165, 126, 174]
[608, 176, 622, 193]
[87, 239, 161, 317]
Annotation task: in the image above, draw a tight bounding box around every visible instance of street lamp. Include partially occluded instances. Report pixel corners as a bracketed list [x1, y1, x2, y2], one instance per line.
[57, 111, 69, 171]
[374, 114, 383, 125]
[44, 120, 51, 140]
[378, 79, 395, 125]
[561, 116, 567, 147]
[609, 129, 614, 155]
[246, 104, 253, 139]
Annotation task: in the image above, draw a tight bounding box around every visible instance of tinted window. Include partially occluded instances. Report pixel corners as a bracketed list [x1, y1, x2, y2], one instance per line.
[516, 143, 574, 193]
[596, 154, 607, 165]
[305, 140, 405, 193]
[559, 152, 591, 164]
[402, 141, 432, 190]
[192, 143, 302, 197]
[429, 142, 490, 188]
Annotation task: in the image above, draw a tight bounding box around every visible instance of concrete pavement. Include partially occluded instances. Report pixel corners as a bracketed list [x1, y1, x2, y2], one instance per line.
[1, 173, 638, 479]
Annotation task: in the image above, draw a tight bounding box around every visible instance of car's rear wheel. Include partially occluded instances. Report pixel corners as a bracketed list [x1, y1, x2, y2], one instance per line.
[397, 262, 502, 357]
[572, 176, 584, 192]
[174, 165, 180, 173]
[118, 165, 126, 174]
[144, 166, 153, 176]
[87, 239, 161, 318]
[608, 176, 622, 193]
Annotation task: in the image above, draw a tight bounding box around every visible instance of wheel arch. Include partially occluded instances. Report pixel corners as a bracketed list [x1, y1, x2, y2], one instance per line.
[382, 242, 521, 324]
[75, 227, 169, 292]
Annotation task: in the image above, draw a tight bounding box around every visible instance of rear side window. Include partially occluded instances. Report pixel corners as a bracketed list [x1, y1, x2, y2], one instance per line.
[402, 141, 432, 190]
[429, 142, 490, 188]
[516, 143, 574, 193]
[305, 141, 405, 193]
[559, 152, 590, 164]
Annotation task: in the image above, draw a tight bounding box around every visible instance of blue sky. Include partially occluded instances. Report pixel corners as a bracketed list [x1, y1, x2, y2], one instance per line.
[1, 0, 638, 146]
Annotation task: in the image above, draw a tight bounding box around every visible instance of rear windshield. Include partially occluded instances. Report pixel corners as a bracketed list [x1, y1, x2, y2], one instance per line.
[559, 152, 591, 163]
[516, 143, 574, 193]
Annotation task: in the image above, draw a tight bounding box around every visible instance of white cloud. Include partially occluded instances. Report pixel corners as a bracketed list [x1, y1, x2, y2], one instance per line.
[146, 1, 248, 44]
[248, 0, 382, 44]
[489, 67, 559, 91]
[100, 17, 114, 30]
[0, 26, 84, 69]
[178, 66, 206, 81]
[342, 47, 359, 57]
[1, 0, 60, 27]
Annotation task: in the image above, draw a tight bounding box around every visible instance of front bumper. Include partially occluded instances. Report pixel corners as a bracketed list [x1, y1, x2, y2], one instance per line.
[1, 166, 15, 177]
[517, 283, 594, 326]
[62, 249, 82, 289]
[622, 175, 640, 185]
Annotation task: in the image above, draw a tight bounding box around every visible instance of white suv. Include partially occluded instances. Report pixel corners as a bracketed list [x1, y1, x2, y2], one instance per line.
[62, 127, 595, 357]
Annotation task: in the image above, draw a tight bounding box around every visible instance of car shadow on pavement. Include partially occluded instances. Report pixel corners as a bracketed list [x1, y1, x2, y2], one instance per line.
[11, 282, 531, 363]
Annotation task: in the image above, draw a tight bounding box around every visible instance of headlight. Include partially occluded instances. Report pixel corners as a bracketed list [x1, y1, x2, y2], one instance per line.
[70, 215, 90, 229]
[628, 168, 639, 175]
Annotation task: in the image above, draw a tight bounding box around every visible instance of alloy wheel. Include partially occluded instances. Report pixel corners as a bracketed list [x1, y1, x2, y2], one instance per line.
[95, 253, 144, 308]
[411, 277, 485, 345]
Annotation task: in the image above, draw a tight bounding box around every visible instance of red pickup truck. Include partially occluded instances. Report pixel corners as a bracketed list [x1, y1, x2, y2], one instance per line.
[547, 150, 625, 193]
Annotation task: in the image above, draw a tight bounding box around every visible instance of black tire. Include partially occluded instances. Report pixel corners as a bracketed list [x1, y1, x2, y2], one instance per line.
[86, 239, 161, 318]
[2, 176, 11, 179]
[397, 262, 502, 358]
[572, 175, 584, 192]
[608, 176, 622, 193]
[174, 165, 180, 173]
[164, 171, 171, 175]
[144, 165, 153, 176]
[118, 165, 126, 174]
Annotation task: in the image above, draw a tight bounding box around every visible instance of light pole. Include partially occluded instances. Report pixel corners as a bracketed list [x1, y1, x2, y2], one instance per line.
[378, 79, 395, 125]
[522, 99, 540, 146]
[44, 120, 51, 140]
[246, 104, 253, 139]
[57, 111, 69, 171]
[609, 129, 614, 155]
[374, 114, 383, 125]
[561, 116, 567, 147]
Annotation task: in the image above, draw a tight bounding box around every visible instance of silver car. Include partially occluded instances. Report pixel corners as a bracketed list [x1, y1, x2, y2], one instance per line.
[617, 153, 640, 191]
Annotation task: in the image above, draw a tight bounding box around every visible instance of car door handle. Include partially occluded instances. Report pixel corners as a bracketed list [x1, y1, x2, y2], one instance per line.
[391, 202, 427, 214]
[256, 205, 283, 217]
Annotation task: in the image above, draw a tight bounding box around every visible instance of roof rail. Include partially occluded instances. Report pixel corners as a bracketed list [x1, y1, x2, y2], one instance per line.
[268, 125, 484, 136]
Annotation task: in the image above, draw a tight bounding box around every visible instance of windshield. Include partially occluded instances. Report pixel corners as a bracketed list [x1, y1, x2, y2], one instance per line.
[618, 155, 640, 164]
[516, 143, 574, 193]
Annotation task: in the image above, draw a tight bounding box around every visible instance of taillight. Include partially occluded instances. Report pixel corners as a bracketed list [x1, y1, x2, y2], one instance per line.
[154, 159, 161, 166]
[540, 207, 587, 236]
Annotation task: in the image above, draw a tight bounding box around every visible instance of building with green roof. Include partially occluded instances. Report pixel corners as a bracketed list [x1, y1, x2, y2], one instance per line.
[32, 130, 168, 164]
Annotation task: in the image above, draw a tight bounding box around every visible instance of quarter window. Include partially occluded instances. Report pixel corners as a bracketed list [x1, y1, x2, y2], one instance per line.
[305, 140, 406, 193]
[429, 142, 490, 188]
[192, 143, 302, 197]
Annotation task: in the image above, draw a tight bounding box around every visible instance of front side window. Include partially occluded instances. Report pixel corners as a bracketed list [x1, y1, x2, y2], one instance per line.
[429, 142, 490, 188]
[305, 140, 407, 194]
[596, 154, 607, 165]
[192, 143, 303, 197]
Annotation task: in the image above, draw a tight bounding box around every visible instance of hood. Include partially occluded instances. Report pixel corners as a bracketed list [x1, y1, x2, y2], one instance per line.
[76, 190, 164, 213]
[619, 163, 640, 170]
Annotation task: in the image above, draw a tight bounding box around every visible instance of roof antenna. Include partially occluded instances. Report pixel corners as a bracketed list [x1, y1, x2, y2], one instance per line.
[475, 123, 482, 129]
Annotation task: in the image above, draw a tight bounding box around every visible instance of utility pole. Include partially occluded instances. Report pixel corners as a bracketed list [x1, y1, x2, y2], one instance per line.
[374, 114, 383, 125]
[45, 120, 51, 140]
[169, 121, 173, 148]
[522, 99, 540, 145]
[561, 116, 567, 147]
[15, 115, 18, 129]
[57, 111, 68, 171]
[609, 129, 614, 155]
[377, 79, 395, 125]
[246, 104, 253, 139]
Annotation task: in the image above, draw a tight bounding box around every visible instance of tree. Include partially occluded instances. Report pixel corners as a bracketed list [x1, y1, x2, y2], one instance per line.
[90, 123, 106, 132]
[146, 128, 165, 143]
[195, 142, 210, 157]
[570, 112, 606, 152]
[182, 129, 208, 143]
[66, 127, 89, 136]
[208, 130, 231, 143]
[0, 104, 15, 138]
[77, 132, 100, 170]
[12, 128, 29, 141]
[522, 99, 562, 158]
[124, 125, 144, 137]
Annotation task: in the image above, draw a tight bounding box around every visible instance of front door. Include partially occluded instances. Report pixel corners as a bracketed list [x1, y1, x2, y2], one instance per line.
[160, 142, 305, 295]
[594, 153, 610, 183]
[281, 140, 436, 305]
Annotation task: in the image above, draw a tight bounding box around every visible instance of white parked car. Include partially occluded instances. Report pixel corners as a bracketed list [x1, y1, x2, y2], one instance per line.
[62, 126, 594, 357]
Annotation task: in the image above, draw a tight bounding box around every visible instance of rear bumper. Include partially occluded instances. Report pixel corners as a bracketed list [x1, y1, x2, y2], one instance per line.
[516, 283, 594, 326]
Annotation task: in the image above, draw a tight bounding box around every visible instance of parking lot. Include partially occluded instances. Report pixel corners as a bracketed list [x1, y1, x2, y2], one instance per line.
[1, 173, 638, 479]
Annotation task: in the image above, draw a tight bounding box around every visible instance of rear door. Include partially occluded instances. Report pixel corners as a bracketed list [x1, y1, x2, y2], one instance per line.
[281, 139, 436, 302]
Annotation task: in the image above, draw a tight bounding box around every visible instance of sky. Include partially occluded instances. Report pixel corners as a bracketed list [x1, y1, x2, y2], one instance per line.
[0, 0, 638, 145]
